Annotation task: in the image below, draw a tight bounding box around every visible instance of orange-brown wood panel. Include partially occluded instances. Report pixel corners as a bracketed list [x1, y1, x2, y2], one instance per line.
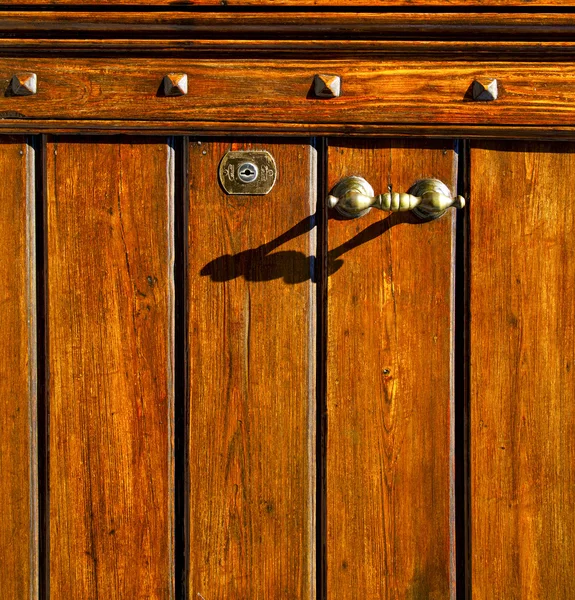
[0, 41, 573, 62]
[326, 140, 457, 599]
[0, 0, 569, 6]
[2, 12, 574, 38]
[47, 137, 174, 599]
[4, 121, 575, 141]
[2, 60, 575, 129]
[470, 142, 575, 598]
[0, 138, 37, 599]
[187, 139, 316, 599]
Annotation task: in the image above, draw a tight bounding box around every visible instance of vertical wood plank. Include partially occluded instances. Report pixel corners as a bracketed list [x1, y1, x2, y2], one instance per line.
[0, 138, 37, 600]
[326, 139, 457, 599]
[187, 139, 316, 599]
[470, 142, 575, 599]
[47, 137, 174, 599]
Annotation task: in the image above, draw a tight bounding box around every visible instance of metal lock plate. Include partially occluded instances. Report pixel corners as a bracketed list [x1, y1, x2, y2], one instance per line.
[219, 150, 277, 195]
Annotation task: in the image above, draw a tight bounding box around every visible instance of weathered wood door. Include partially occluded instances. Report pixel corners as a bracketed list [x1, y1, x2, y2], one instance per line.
[1, 135, 573, 599]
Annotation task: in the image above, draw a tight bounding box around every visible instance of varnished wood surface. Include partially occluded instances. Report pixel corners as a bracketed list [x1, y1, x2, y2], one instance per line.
[1, 12, 575, 40]
[0, 0, 571, 7]
[2, 60, 575, 129]
[187, 139, 316, 599]
[0, 138, 37, 600]
[47, 137, 174, 599]
[326, 140, 456, 599]
[470, 142, 575, 598]
[1, 40, 575, 61]
[4, 121, 575, 140]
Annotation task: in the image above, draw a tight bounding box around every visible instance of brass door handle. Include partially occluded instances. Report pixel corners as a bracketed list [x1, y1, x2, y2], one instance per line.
[327, 176, 465, 220]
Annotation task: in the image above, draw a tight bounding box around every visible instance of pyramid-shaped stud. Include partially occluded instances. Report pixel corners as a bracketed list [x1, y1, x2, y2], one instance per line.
[11, 73, 37, 96]
[313, 74, 342, 99]
[472, 78, 498, 101]
[163, 73, 188, 97]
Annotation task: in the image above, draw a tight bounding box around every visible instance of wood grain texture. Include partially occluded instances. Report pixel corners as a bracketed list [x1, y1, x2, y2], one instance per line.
[470, 142, 575, 599]
[2, 60, 575, 128]
[187, 139, 316, 599]
[1, 12, 574, 39]
[326, 140, 457, 599]
[2, 40, 575, 60]
[4, 121, 575, 140]
[0, 138, 37, 600]
[0, 0, 570, 7]
[47, 137, 174, 599]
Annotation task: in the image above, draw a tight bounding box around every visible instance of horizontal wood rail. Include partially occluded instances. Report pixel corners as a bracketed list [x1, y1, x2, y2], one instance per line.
[2, 122, 575, 139]
[0, 40, 573, 60]
[0, 12, 575, 40]
[1, 0, 574, 7]
[1, 59, 575, 136]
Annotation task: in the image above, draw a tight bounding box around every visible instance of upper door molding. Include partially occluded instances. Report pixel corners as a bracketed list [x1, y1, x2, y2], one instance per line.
[1, 12, 575, 40]
[0, 0, 573, 6]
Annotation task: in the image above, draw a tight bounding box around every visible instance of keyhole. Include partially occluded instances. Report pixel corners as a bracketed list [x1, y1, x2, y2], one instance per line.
[238, 162, 259, 184]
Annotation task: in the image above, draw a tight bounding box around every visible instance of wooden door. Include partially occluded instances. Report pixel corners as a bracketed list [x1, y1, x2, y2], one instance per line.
[325, 139, 458, 598]
[469, 142, 575, 598]
[186, 139, 317, 599]
[46, 137, 175, 598]
[1, 135, 574, 599]
[0, 137, 37, 600]
[323, 139, 575, 597]
[0, 135, 318, 600]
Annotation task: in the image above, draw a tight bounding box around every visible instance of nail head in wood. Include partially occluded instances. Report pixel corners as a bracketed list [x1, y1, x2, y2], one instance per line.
[313, 74, 341, 99]
[163, 73, 188, 97]
[11, 73, 37, 96]
[472, 78, 498, 101]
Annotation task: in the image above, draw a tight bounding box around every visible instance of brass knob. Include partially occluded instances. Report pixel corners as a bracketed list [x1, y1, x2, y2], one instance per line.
[327, 176, 465, 221]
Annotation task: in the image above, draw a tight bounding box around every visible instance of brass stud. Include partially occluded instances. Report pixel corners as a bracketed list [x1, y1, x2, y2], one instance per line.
[313, 74, 341, 99]
[472, 78, 498, 101]
[163, 73, 188, 97]
[11, 73, 37, 96]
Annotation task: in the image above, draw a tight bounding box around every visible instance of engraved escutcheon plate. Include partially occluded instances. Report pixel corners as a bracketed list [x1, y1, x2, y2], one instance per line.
[219, 150, 277, 195]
